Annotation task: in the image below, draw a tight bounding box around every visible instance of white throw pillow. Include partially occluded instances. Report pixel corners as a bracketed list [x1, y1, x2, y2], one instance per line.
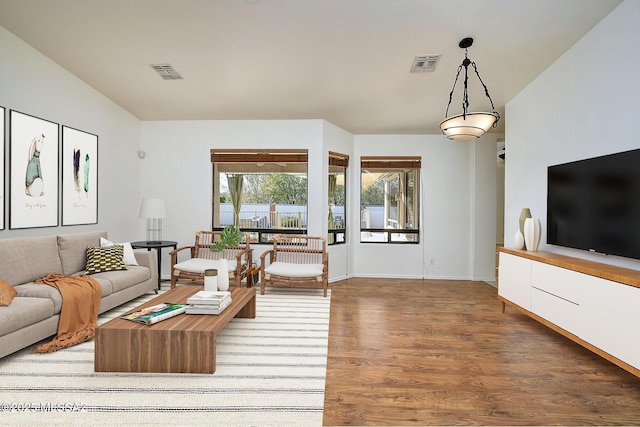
[100, 237, 139, 266]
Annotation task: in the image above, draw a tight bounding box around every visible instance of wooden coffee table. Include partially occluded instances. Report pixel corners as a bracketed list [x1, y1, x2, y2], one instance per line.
[94, 286, 256, 374]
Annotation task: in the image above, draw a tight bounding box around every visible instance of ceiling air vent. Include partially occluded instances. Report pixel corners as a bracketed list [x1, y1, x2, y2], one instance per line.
[150, 63, 183, 80]
[410, 55, 441, 73]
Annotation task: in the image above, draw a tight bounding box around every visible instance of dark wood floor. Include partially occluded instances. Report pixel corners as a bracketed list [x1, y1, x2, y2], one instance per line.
[323, 278, 640, 426]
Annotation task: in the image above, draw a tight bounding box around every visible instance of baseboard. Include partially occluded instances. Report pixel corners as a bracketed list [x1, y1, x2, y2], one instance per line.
[329, 275, 350, 283]
[353, 273, 426, 280]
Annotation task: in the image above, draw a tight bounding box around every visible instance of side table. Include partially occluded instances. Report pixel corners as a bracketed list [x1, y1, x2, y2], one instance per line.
[130, 240, 178, 290]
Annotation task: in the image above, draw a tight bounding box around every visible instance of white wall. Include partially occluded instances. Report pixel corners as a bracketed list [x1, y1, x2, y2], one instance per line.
[142, 122, 497, 281]
[141, 120, 502, 281]
[352, 134, 497, 281]
[140, 119, 329, 278]
[322, 121, 353, 282]
[0, 26, 143, 242]
[505, 0, 640, 270]
[472, 136, 498, 280]
[496, 161, 505, 244]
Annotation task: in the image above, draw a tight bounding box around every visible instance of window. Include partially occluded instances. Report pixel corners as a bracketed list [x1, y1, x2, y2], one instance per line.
[211, 149, 308, 244]
[328, 152, 348, 245]
[360, 156, 420, 243]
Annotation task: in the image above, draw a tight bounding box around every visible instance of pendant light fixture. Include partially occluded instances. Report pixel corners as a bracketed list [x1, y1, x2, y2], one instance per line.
[440, 37, 500, 140]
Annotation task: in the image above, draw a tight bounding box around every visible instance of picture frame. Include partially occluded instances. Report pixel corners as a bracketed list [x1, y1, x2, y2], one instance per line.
[0, 106, 5, 230]
[9, 110, 59, 229]
[61, 126, 98, 225]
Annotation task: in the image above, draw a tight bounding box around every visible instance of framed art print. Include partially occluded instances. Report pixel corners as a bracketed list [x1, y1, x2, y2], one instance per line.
[9, 110, 59, 229]
[0, 106, 4, 230]
[62, 126, 98, 225]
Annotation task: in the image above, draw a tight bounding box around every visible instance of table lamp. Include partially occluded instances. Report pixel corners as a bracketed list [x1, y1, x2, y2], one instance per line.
[139, 198, 168, 244]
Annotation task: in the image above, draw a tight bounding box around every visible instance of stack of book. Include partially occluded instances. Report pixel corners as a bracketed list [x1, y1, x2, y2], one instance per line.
[185, 290, 232, 315]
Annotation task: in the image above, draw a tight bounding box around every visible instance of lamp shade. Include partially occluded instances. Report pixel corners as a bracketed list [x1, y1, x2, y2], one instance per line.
[440, 112, 499, 141]
[440, 38, 500, 141]
[138, 198, 168, 219]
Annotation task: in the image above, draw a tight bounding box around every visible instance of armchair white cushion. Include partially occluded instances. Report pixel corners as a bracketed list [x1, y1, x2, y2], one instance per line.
[259, 235, 328, 296]
[172, 258, 239, 273]
[264, 262, 324, 278]
[170, 231, 252, 289]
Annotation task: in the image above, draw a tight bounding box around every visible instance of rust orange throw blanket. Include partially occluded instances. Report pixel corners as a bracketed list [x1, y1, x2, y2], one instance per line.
[34, 272, 102, 353]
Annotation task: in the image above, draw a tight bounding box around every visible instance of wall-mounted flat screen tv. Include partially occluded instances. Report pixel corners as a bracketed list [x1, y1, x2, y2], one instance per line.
[547, 148, 640, 260]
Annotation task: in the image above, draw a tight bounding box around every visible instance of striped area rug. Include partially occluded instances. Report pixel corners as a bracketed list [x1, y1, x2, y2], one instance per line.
[0, 287, 331, 426]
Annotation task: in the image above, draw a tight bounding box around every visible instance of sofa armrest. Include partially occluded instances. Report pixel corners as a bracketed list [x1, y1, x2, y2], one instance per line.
[133, 249, 156, 271]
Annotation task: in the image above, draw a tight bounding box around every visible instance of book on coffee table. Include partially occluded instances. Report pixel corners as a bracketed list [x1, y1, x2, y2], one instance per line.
[121, 302, 188, 325]
[186, 292, 231, 315]
[186, 291, 231, 306]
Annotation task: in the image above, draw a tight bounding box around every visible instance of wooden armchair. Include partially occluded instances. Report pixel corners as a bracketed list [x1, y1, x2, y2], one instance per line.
[170, 230, 252, 289]
[260, 235, 328, 297]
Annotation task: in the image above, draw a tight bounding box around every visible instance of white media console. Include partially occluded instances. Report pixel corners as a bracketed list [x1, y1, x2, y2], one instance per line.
[498, 247, 640, 377]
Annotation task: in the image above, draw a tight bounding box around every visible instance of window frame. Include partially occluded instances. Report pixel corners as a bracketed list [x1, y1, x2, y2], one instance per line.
[328, 151, 348, 246]
[360, 156, 421, 244]
[211, 149, 309, 245]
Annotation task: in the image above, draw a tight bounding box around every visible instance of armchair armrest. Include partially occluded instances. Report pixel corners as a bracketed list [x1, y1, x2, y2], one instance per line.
[323, 251, 329, 274]
[260, 249, 275, 271]
[169, 246, 195, 267]
[231, 246, 251, 272]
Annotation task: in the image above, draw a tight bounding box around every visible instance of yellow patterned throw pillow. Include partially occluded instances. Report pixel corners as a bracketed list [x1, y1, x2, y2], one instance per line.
[0, 279, 17, 306]
[86, 245, 128, 274]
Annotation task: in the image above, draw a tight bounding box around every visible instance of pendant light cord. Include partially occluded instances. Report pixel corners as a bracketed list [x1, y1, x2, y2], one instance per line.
[443, 47, 501, 127]
[470, 60, 500, 124]
[444, 63, 464, 119]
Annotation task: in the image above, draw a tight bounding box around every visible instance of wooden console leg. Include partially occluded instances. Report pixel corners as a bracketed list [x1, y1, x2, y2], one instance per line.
[501, 301, 506, 313]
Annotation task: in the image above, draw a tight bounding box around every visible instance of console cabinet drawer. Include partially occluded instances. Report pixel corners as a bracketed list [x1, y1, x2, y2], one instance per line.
[498, 252, 531, 310]
[531, 286, 580, 333]
[531, 261, 582, 305]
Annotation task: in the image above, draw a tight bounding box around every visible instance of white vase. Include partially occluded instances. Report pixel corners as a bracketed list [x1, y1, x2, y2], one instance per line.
[514, 230, 525, 250]
[524, 218, 541, 252]
[204, 269, 218, 292]
[217, 261, 230, 291]
[519, 208, 532, 235]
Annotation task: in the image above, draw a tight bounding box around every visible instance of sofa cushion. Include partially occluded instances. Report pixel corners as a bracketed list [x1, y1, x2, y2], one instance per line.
[100, 237, 139, 266]
[0, 296, 54, 337]
[86, 246, 127, 274]
[264, 261, 324, 278]
[0, 235, 62, 285]
[58, 231, 108, 275]
[14, 282, 64, 314]
[0, 279, 17, 306]
[85, 277, 113, 298]
[90, 265, 151, 293]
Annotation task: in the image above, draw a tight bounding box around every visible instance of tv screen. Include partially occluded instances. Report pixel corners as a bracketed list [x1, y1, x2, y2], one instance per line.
[547, 148, 640, 260]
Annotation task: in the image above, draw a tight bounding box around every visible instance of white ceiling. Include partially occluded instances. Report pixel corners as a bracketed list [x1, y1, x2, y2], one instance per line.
[0, 0, 623, 134]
